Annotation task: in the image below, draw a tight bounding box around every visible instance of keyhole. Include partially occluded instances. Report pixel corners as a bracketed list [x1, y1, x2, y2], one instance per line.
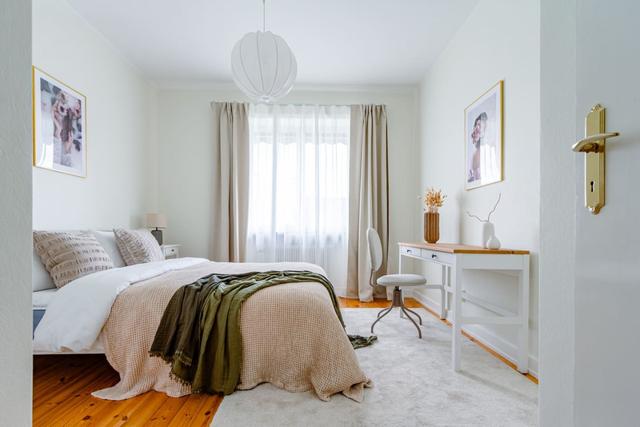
[590, 181, 595, 193]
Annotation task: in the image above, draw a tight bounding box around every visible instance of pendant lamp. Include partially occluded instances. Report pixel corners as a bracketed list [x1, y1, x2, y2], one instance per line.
[231, 0, 297, 103]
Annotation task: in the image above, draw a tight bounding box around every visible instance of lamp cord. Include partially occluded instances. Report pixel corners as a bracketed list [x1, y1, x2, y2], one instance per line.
[262, 0, 266, 31]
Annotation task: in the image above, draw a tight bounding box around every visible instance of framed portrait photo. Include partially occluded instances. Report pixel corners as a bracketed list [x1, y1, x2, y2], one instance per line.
[464, 80, 503, 190]
[32, 67, 87, 177]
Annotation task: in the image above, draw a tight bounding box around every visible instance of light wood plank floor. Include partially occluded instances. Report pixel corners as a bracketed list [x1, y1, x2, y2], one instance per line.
[33, 354, 222, 426]
[33, 297, 535, 425]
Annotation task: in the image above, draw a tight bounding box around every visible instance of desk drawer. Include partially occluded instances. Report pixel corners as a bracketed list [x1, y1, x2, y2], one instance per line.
[421, 249, 454, 264]
[400, 246, 421, 256]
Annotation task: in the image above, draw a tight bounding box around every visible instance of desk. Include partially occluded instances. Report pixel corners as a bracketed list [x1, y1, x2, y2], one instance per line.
[398, 242, 530, 373]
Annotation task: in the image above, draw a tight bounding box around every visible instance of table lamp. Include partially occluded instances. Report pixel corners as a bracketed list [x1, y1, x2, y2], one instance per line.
[145, 213, 167, 245]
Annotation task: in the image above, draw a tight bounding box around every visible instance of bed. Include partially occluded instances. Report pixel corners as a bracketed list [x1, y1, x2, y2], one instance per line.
[32, 230, 370, 402]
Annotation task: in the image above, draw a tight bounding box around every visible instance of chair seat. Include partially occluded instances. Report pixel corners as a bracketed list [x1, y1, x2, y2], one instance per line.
[377, 274, 427, 287]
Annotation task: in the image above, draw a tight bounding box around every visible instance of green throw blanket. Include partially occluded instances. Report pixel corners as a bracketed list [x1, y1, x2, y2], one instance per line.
[149, 270, 376, 395]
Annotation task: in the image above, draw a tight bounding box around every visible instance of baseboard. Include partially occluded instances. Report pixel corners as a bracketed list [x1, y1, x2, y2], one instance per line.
[334, 286, 348, 298]
[410, 290, 539, 378]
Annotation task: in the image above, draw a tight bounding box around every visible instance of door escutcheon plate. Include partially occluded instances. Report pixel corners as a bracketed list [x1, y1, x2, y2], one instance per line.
[584, 104, 606, 214]
[572, 104, 620, 215]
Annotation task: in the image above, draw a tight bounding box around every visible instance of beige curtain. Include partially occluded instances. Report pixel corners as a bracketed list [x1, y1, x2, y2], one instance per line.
[347, 105, 389, 301]
[209, 102, 250, 262]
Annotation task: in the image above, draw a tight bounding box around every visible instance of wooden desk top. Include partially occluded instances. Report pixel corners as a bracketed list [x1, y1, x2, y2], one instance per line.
[399, 242, 529, 255]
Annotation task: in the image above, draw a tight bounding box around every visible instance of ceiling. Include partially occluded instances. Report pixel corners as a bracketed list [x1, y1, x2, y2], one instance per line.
[67, 0, 478, 86]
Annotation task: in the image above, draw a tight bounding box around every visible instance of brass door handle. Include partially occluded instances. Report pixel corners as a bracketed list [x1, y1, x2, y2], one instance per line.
[572, 132, 619, 153]
[573, 104, 620, 214]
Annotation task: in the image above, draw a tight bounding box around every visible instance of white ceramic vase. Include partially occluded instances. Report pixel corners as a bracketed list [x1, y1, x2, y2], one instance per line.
[482, 221, 501, 250]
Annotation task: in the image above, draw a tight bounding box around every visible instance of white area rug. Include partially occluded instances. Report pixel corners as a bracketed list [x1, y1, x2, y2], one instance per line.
[212, 308, 537, 427]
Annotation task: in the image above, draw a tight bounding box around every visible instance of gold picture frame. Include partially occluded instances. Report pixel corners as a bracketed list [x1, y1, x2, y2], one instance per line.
[464, 80, 503, 190]
[32, 66, 87, 178]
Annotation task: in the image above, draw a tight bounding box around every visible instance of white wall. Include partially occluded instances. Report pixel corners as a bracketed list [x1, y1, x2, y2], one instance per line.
[0, 0, 33, 425]
[415, 0, 540, 373]
[32, 0, 157, 230]
[156, 85, 419, 289]
[539, 0, 575, 424]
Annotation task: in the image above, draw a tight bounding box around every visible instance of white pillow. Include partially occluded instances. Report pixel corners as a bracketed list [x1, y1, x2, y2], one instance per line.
[33, 248, 55, 291]
[92, 230, 126, 268]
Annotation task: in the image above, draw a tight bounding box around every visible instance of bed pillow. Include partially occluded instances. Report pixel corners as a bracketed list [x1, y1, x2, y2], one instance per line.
[92, 230, 126, 268]
[33, 230, 115, 288]
[33, 247, 55, 291]
[113, 228, 165, 266]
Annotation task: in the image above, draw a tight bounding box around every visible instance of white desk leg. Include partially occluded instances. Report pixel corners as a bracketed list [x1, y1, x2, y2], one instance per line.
[399, 248, 404, 317]
[451, 262, 462, 371]
[440, 265, 448, 319]
[516, 256, 530, 373]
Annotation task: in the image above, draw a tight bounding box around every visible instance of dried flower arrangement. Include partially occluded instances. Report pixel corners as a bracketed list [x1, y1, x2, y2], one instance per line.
[423, 188, 446, 213]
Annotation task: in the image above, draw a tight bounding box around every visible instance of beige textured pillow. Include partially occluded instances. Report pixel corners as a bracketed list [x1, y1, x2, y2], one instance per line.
[113, 228, 165, 266]
[33, 231, 115, 288]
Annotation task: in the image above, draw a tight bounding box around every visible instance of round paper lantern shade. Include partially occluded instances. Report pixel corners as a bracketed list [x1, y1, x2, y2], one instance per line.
[231, 31, 297, 103]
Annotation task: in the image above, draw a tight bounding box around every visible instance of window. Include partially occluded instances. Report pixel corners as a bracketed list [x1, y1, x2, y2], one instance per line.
[246, 104, 350, 287]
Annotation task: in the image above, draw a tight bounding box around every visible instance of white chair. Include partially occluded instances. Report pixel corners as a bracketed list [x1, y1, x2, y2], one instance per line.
[367, 228, 445, 338]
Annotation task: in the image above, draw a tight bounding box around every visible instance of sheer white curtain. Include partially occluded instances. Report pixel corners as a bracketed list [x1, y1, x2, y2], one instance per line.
[246, 104, 350, 289]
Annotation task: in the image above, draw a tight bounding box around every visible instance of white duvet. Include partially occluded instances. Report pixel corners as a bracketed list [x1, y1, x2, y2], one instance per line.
[33, 257, 208, 352]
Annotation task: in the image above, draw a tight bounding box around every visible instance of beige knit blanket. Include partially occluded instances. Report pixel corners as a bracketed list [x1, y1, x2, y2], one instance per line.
[92, 261, 371, 402]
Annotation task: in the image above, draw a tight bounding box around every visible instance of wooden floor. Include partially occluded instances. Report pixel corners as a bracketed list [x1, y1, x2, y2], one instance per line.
[33, 297, 535, 425]
[33, 354, 222, 426]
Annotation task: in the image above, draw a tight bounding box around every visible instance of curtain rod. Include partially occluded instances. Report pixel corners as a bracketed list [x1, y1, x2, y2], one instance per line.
[210, 101, 386, 108]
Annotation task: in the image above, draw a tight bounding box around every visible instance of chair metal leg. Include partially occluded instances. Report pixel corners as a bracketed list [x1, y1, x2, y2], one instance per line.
[376, 307, 390, 318]
[403, 306, 423, 325]
[371, 305, 393, 333]
[401, 307, 422, 339]
[393, 286, 404, 318]
[371, 286, 423, 338]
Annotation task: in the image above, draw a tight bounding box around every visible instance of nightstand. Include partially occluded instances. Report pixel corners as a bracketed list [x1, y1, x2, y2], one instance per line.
[161, 244, 181, 259]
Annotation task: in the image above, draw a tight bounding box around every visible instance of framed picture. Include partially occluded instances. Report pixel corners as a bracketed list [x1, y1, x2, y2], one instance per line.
[464, 80, 503, 190]
[32, 67, 87, 177]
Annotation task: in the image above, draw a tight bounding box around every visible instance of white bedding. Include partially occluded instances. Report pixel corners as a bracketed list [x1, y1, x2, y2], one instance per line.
[33, 257, 208, 352]
[32, 288, 58, 309]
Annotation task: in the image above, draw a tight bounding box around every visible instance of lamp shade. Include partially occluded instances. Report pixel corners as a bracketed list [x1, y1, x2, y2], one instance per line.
[231, 31, 297, 104]
[145, 213, 167, 229]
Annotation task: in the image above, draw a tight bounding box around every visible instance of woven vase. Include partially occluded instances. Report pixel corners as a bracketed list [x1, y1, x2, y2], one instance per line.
[424, 211, 440, 244]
